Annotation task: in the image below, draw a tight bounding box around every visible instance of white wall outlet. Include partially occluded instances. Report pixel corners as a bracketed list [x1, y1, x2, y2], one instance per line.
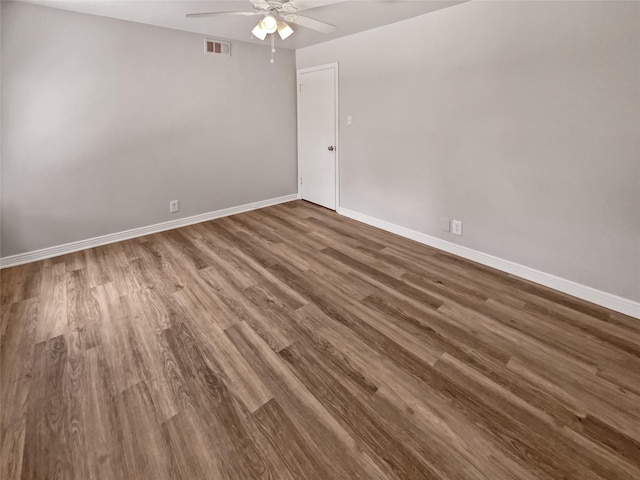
[441, 218, 450, 232]
[347, 115, 352, 126]
[169, 200, 179, 213]
[452, 220, 462, 236]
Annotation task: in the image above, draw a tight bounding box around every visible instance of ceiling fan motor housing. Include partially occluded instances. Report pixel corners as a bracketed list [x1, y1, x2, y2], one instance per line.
[252, 1, 297, 13]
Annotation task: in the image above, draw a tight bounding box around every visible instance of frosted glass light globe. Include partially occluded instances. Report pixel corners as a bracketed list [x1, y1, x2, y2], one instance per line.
[261, 15, 278, 34]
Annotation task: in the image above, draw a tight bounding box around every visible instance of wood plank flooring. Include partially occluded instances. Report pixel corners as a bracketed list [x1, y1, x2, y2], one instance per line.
[1, 200, 639, 479]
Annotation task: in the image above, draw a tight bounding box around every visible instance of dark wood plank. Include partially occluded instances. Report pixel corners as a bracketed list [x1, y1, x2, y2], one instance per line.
[21, 335, 71, 480]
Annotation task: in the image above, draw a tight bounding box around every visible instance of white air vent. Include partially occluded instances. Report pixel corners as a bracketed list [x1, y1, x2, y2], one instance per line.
[204, 39, 231, 56]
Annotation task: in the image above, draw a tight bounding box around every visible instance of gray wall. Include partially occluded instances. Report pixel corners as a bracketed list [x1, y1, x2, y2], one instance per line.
[297, 0, 640, 303]
[0, 2, 3, 257]
[1, 1, 297, 257]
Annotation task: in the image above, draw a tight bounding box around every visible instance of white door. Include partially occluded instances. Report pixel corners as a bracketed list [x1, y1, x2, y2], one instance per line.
[298, 64, 337, 210]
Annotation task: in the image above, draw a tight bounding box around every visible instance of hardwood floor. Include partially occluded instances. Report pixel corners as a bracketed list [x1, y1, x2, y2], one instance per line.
[1, 200, 639, 479]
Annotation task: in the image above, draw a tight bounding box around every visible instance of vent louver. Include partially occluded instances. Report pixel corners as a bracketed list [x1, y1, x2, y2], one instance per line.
[204, 39, 231, 56]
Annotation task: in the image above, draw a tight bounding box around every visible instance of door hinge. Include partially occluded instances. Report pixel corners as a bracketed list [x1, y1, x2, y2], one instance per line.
[300, 176, 303, 185]
[299, 83, 303, 93]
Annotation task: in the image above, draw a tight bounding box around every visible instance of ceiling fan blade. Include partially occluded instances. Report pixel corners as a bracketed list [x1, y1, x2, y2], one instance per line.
[285, 0, 346, 12]
[186, 11, 261, 18]
[285, 14, 336, 34]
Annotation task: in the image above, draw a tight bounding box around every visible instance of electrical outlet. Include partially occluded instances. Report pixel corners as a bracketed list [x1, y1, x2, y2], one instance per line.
[441, 218, 450, 232]
[347, 115, 352, 126]
[169, 200, 179, 214]
[452, 220, 462, 236]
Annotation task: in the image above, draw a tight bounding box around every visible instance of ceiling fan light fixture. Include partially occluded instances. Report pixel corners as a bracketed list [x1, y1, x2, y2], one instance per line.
[261, 14, 278, 34]
[251, 21, 268, 40]
[277, 21, 294, 40]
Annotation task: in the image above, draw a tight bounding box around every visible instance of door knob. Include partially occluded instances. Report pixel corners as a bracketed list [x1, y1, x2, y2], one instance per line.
[328, 146, 335, 151]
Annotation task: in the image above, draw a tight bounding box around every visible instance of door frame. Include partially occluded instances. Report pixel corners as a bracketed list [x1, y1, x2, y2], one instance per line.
[296, 62, 340, 211]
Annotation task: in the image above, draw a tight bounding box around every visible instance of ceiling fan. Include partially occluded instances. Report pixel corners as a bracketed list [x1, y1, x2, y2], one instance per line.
[186, 1, 339, 47]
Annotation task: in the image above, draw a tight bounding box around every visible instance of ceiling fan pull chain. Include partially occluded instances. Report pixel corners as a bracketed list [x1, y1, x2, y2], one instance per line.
[270, 33, 276, 63]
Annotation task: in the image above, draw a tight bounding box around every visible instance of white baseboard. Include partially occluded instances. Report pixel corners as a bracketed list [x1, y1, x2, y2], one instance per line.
[0, 193, 299, 269]
[338, 207, 640, 319]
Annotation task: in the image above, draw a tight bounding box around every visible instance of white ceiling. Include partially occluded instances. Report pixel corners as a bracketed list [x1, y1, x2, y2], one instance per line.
[17, 0, 466, 49]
